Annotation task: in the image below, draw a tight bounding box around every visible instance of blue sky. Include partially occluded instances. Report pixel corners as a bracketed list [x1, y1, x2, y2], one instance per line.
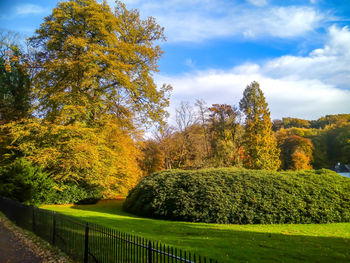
[1, 0, 350, 121]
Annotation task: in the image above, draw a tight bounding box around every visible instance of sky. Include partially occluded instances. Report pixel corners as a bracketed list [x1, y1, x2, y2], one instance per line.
[1, 0, 350, 122]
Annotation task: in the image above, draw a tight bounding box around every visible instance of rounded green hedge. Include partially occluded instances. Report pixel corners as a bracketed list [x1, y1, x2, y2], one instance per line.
[123, 168, 350, 224]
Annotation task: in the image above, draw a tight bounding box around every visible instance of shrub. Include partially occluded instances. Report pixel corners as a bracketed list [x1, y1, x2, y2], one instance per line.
[0, 158, 56, 205]
[0, 159, 103, 205]
[49, 182, 103, 205]
[123, 168, 350, 224]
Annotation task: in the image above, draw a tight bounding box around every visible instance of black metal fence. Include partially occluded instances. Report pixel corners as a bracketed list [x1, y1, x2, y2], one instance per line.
[0, 197, 218, 263]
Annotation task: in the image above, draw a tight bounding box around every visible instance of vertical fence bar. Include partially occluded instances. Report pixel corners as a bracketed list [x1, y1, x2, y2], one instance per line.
[0, 197, 219, 263]
[32, 206, 36, 233]
[84, 223, 89, 263]
[148, 240, 152, 263]
[52, 212, 56, 245]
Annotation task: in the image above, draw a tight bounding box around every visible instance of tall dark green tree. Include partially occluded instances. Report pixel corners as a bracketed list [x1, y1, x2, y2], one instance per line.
[239, 81, 280, 170]
[0, 42, 31, 123]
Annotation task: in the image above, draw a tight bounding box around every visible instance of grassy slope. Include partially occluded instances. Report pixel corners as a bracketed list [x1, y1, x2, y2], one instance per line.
[42, 200, 350, 263]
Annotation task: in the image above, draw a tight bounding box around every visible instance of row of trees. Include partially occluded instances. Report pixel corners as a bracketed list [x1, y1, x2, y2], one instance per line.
[143, 81, 283, 174]
[1, 0, 348, 204]
[0, 0, 171, 201]
[142, 98, 350, 175]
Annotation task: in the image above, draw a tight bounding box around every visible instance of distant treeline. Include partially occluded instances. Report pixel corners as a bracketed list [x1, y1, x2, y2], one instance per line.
[273, 114, 350, 130]
[143, 108, 350, 174]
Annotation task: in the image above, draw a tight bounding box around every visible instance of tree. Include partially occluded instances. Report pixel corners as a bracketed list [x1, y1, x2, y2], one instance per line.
[276, 131, 313, 170]
[208, 104, 242, 167]
[141, 139, 165, 176]
[1, 0, 173, 197]
[29, 0, 171, 127]
[195, 99, 210, 157]
[2, 117, 143, 197]
[0, 35, 31, 123]
[239, 81, 280, 170]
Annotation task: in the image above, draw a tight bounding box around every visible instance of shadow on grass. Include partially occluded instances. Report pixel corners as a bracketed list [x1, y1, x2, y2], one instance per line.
[65, 200, 350, 263]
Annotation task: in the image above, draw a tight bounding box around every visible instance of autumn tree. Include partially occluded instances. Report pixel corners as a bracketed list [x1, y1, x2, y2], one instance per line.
[208, 104, 242, 167]
[195, 99, 210, 157]
[141, 139, 165, 176]
[276, 130, 313, 170]
[239, 81, 280, 170]
[2, 117, 143, 197]
[29, 0, 171, 127]
[1, 0, 172, 198]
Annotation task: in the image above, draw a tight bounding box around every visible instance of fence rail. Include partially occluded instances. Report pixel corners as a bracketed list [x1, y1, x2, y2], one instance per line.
[0, 197, 218, 263]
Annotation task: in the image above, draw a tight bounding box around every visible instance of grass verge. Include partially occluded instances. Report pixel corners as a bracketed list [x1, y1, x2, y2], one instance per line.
[43, 200, 350, 263]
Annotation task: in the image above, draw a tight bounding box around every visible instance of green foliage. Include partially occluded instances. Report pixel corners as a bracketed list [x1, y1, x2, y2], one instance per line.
[0, 159, 55, 205]
[124, 168, 350, 224]
[45, 200, 350, 263]
[0, 158, 102, 205]
[239, 81, 280, 170]
[0, 43, 31, 123]
[311, 114, 350, 129]
[49, 182, 103, 205]
[282, 118, 311, 129]
[208, 104, 242, 167]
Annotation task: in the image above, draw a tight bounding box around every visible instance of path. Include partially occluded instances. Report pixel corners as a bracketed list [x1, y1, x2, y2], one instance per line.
[0, 221, 42, 263]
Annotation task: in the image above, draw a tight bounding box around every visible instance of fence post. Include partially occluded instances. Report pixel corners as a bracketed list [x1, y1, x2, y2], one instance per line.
[32, 206, 36, 233]
[52, 212, 56, 245]
[148, 240, 152, 263]
[84, 222, 89, 263]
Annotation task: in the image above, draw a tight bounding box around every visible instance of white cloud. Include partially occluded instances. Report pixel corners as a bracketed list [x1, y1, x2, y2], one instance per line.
[157, 25, 350, 120]
[109, 0, 325, 42]
[247, 0, 268, 7]
[15, 4, 49, 15]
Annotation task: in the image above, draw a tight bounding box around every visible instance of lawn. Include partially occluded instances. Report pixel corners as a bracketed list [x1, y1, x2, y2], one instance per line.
[42, 200, 350, 263]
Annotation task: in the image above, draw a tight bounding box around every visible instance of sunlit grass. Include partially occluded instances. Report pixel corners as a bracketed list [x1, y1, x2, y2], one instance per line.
[42, 200, 350, 263]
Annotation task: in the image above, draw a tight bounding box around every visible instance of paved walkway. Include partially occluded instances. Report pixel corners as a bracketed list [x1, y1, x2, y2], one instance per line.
[0, 222, 42, 263]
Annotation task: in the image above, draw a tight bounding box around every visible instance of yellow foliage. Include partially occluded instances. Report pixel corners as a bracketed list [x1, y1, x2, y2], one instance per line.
[1, 118, 143, 197]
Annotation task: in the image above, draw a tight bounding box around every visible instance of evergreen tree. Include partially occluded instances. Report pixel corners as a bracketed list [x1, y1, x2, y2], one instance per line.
[0, 43, 31, 123]
[239, 81, 280, 170]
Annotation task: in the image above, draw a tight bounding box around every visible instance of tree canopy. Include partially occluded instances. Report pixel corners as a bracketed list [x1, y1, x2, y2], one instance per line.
[0, 36, 31, 123]
[239, 81, 280, 171]
[29, 0, 171, 127]
[0, 0, 172, 200]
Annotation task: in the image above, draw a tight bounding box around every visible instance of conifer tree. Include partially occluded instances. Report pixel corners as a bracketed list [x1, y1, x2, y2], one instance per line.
[0, 42, 31, 123]
[239, 81, 280, 170]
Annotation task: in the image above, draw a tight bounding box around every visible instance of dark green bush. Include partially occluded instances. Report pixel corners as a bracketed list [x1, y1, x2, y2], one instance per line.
[0, 159, 103, 205]
[47, 182, 103, 205]
[123, 168, 350, 224]
[0, 158, 56, 205]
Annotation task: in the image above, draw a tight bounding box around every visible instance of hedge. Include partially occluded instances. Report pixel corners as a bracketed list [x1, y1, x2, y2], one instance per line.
[0, 158, 103, 206]
[123, 168, 350, 224]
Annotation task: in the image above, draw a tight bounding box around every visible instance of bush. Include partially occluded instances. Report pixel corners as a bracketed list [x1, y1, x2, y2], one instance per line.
[123, 168, 350, 224]
[49, 182, 103, 205]
[0, 159, 103, 205]
[0, 159, 56, 205]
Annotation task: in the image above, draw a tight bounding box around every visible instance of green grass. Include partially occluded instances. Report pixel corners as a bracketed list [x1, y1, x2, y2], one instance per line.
[42, 200, 350, 263]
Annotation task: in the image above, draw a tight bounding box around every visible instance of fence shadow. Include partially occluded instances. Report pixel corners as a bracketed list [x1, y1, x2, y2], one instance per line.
[68, 201, 350, 263]
[0, 197, 216, 263]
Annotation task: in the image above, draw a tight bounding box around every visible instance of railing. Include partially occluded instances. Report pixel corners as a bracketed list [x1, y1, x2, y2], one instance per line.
[0, 197, 218, 263]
